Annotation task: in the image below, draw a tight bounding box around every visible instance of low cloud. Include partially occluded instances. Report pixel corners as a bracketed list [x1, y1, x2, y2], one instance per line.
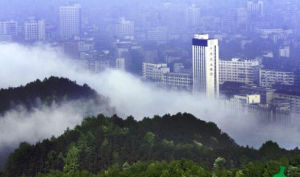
[0, 42, 299, 151]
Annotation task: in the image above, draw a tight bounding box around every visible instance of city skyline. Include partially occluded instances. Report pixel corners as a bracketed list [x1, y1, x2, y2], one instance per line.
[0, 1, 299, 176]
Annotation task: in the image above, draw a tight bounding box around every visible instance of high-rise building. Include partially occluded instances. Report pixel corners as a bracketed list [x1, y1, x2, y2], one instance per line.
[192, 34, 219, 97]
[59, 4, 81, 40]
[24, 18, 45, 41]
[219, 58, 260, 85]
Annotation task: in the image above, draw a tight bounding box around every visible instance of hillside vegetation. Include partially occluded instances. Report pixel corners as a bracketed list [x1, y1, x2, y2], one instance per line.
[3, 113, 300, 177]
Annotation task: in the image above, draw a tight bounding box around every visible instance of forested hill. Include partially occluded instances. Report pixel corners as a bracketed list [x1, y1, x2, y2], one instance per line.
[3, 113, 300, 177]
[0, 77, 110, 114]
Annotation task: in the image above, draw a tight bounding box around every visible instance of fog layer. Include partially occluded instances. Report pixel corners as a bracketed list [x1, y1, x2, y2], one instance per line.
[0, 43, 299, 149]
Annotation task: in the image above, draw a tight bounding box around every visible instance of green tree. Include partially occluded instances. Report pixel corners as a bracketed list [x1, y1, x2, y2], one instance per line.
[272, 166, 287, 177]
[288, 166, 300, 177]
[144, 132, 155, 147]
[64, 145, 80, 173]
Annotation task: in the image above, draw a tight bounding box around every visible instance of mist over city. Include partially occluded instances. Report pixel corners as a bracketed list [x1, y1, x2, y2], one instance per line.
[0, 0, 300, 177]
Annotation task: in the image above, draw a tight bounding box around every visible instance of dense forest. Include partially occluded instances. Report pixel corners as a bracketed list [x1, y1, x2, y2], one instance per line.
[3, 113, 300, 177]
[0, 76, 112, 115]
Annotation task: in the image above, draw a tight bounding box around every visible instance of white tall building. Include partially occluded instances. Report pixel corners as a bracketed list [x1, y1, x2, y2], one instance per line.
[24, 19, 45, 41]
[192, 34, 219, 97]
[59, 4, 81, 40]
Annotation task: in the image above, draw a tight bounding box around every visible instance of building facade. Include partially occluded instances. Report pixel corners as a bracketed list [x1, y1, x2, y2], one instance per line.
[162, 72, 192, 91]
[0, 20, 18, 40]
[273, 92, 300, 114]
[24, 19, 45, 41]
[219, 58, 260, 85]
[59, 4, 81, 40]
[192, 34, 219, 97]
[231, 94, 261, 105]
[142, 63, 170, 83]
[260, 69, 295, 88]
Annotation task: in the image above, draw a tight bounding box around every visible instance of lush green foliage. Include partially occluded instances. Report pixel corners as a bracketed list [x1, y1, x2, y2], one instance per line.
[7, 158, 300, 177]
[3, 113, 300, 177]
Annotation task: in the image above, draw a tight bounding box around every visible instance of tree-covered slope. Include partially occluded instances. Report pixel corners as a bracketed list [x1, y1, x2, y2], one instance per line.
[3, 113, 300, 177]
[0, 76, 111, 114]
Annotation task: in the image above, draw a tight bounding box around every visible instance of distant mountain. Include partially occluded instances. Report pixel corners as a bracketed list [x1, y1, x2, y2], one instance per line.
[3, 113, 300, 177]
[0, 76, 113, 115]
